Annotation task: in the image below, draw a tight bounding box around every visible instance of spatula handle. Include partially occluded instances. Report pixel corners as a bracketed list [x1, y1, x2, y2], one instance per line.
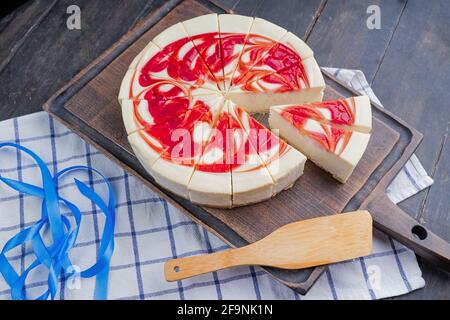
[165, 247, 250, 282]
[363, 193, 450, 271]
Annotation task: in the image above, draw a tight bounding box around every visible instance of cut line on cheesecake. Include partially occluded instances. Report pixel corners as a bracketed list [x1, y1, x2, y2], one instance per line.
[131, 97, 225, 199]
[269, 105, 371, 183]
[228, 101, 307, 195]
[182, 13, 226, 91]
[271, 96, 372, 134]
[226, 56, 325, 113]
[218, 14, 255, 92]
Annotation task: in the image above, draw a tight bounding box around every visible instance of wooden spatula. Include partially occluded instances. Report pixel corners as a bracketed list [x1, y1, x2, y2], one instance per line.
[165, 210, 373, 282]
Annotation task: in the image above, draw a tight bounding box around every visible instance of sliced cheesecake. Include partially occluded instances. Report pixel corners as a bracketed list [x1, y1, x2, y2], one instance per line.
[230, 32, 314, 88]
[121, 99, 186, 135]
[269, 106, 371, 183]
[129, 96, 224, 198]
[121, 15, 374, 207]
[218, 14, 254, 91]
[227, 101, 274, 205]
[119, 41, 220, 102]
[227, 18, 287, 92]
[227, 56, 325, 113]
[152, 22, 221, 91]
[231, 103, 307, 194]
[188, 106, 233, 207]
[121, 94, 224, 135]
[272, 96, 372, 133]
[182, 14, 225, 91]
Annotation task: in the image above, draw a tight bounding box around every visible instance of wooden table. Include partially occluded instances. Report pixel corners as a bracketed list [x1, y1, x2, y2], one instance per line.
[0, 0, 448, 299]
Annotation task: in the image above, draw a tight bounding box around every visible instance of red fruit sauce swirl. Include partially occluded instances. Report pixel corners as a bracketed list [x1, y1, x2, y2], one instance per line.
[139, 37, 216, 88]
[190, 33, 224, 82]
[282, 98, 356, 128]
[228, 108, 267, 172]
[135, 97, 214, 166]
[195, 112, 232, 173]
[129, 31, 308, 172]
[220, 33, 246, 77]
[231, 34, 309, 92]
[234, 106, 288, 164]
[281, 111, 352, 155]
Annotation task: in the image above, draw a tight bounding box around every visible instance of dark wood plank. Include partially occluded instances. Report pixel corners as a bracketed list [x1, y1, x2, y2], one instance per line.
[0, 0, 166, 122]
[371, 0, 450, 220]
[369, 0, 450, 300]
[398, 129, 450, 300]
[306, 0, 407, 81]
[232, 0, 325, 39]
[207, 0, 242, 12]
[420, 126, 450, 242]
[0, 0, 58, 72]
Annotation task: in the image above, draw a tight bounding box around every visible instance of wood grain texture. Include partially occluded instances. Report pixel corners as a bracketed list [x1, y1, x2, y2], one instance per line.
[370, 0, 450, 241]
[0, 0, 58, 72]
[421, 127, 450, 242]
[398, 129, 450, 300]
[0, 0, 166, 121]
[165, 211, 373, 281]
[230, 0, 325, 38]
[307, 0, 407, 81]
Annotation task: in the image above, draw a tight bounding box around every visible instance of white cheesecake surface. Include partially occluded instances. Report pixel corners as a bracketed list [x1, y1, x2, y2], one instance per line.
[269, 98, 372, 183]
[120, 14, 372, 207]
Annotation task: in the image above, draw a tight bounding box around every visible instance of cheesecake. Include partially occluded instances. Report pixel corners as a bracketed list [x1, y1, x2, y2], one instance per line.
[120, 14, 373, 207]
[118, 40, 220, 102]
[218, 14, 254, 91]
[227, 56, 325, 112]
[182, 13, 225, 91]
[272, 96, 372, 133]
[230, 32, 313, 89]
[269, 101, 371, 183]
[135, 96, 224, 198]
[227, 18, 288, 90]
[230, 103, 307, 194]
[188, 106, 233, 207]
[227, 101, 274, 205]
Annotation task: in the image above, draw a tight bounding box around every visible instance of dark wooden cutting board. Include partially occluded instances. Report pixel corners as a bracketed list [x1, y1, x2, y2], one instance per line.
[43, 0, 450, 294]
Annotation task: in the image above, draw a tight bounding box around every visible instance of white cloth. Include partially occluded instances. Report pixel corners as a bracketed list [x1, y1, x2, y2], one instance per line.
[0, 69, 431, 300]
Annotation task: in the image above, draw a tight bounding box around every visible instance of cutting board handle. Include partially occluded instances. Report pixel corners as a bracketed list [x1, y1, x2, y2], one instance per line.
[363, 193, 450, 271]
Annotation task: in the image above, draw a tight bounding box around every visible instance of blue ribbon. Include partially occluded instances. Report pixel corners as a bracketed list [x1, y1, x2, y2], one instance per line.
[0, 142, 116, 300]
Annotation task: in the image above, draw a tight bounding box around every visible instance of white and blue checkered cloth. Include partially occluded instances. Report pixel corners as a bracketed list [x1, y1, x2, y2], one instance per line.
[0, 69, 432, 300]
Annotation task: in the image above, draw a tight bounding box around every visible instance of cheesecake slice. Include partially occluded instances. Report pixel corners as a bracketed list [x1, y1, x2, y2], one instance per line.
[188, 106, 233, 207]
[227, 56, 325, 113]
[121, 93, 224, 135]
[269, 107, 370, 183]
[148, 97, 224, 198]
[218, 14, 254, 91]
[230, 32, 314, 88]
[151, 22, 221, 92]
[272, 96, 372, 133]
[227, 18, 287, 93]
[119, 41, 219, 102]
[228, 101, 274, 205]
[231, 104, 307, 194]
[182, 14, 225, 91]
[128, 96, 224, 197]
[121, 99, 185, 135]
